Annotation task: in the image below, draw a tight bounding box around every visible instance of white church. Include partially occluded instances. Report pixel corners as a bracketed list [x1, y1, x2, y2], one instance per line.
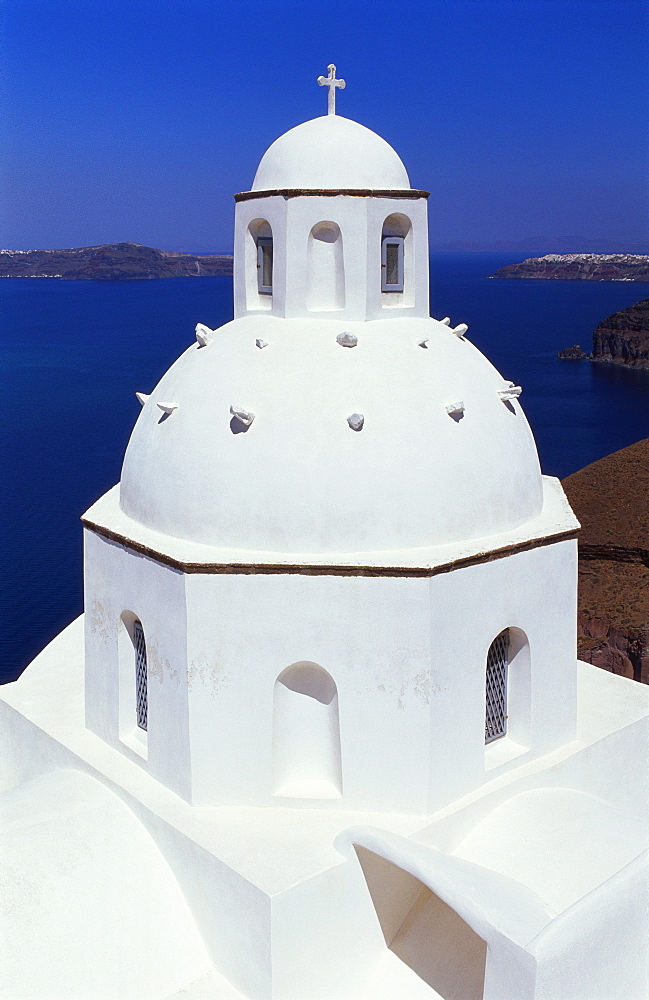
[1, 67, 648, 1000]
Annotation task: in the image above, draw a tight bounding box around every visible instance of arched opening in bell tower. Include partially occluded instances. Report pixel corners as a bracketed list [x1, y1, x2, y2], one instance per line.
[381, 213, 413, 308]
[272, 661, 342, 798]
[246, 218, 273, 311]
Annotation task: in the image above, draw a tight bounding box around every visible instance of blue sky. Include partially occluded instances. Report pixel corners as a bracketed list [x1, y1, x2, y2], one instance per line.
[1, 0, 647, 252]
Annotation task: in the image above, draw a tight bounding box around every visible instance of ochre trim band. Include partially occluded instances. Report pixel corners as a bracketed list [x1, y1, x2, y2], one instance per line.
[234, 188, 430, 202]
[81, 519, 579, 578]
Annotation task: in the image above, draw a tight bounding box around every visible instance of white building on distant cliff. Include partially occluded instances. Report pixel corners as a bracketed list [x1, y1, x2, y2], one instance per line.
[1, 66, 648, 1000]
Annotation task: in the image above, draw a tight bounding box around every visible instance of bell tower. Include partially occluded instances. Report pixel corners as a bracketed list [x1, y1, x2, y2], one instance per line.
[233, 66, 430, 321]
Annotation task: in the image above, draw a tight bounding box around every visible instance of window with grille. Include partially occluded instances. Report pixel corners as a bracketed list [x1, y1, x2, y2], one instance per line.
[257, 237, 273, 294]
[485, 629, 509, 744]
[133, 619, 148, 732]
[381, 237, 404, 292]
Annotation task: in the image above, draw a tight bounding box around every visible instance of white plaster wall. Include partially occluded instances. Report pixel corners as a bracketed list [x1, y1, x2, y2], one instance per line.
[0, 672, 274, 1000]
[353, 845, 492, 999]
[184, 572, 434, 811]
[482, 935, 538, 1000]
[183, 539, 576, 812]
[338, 828, 547, 1000]
[2, 613, 647, 1000]
[450, 786, 647, 921]
[426, 540, 578, 811]
[133, 808, 273, 1000]
[83, 529, 192, 800]
[284, 197, 366, 319]
[532, 851, 649, 1000]
[234, 195, 428, 321]
[270, 859, 387, 1000]
[84, 531, 577, 813]
[305, 221, 345, 311]
[0, 769, 213, 1000]
[556, 718, 649, 817]
[419, 715, 649, 861]
[234, 197, 288, 318]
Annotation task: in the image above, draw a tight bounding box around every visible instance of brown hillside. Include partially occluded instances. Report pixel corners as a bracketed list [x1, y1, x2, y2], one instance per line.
[562, 439, 649, 683]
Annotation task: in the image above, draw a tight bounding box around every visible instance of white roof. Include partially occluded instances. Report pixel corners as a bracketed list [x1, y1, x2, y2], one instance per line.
[0, 769, 211, 999]
[251, 115, 411, 191]
[119, 315, 544, 554]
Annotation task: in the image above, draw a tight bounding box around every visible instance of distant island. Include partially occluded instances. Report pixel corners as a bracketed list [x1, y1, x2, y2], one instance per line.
[489, 253, 649, 282]
[0, 243, 233, 280]
[558, 298, 649, 370]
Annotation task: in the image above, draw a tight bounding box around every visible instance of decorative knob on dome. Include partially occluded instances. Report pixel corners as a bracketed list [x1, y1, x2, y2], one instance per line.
[347, 412, 364, 431]
[498, 384, 522, 401]
[230, 405, 255, 427]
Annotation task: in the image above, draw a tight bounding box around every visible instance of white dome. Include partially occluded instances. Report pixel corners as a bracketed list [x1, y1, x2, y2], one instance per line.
[119, 316, 543, 554]
[251, 116, 411, 191]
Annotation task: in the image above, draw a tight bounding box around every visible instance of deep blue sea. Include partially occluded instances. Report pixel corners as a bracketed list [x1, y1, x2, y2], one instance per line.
[2, 254, 648, 682]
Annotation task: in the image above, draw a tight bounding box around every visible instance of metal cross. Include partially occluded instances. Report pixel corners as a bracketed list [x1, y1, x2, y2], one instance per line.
[317, 64, 345, 115]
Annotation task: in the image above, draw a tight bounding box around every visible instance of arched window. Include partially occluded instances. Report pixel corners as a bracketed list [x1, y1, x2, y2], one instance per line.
[272, 661, 342, 798]
[133, 619, 148, 732]
[257, 236, 273, 295]
[306, 221, 345, 311]
[381, 237, 404, 291]
[246, 219, 273, 308]
[118, 612, 148, 759]
[485, 629, 509, 744]
[381, 213, 411, 295]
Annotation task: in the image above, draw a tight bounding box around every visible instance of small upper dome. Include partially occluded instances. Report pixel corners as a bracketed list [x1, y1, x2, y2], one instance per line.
[251, 115, 411, 191]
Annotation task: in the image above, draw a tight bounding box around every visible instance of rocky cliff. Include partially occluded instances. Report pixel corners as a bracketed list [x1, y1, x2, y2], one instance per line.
[562, 439, 649, 683]
[558, 298, 649, 369]
[490, 253, 649, 281]
[591, 298, 649, 369]
[0, 243, 233, 280]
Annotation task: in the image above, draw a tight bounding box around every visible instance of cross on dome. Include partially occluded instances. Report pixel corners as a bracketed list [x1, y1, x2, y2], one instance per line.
[317, 63, 345, 115]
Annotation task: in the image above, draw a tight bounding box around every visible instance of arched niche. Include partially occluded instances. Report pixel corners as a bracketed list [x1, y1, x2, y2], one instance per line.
[246, 218, 273, 311]
[117, 611, 148, 759]
[381, 212, 413, 308]
[272, 661, 342, 798]
[355, 847, 487, 1000]
[485, 626, 531, 769]
[306, 221, 345, 311]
